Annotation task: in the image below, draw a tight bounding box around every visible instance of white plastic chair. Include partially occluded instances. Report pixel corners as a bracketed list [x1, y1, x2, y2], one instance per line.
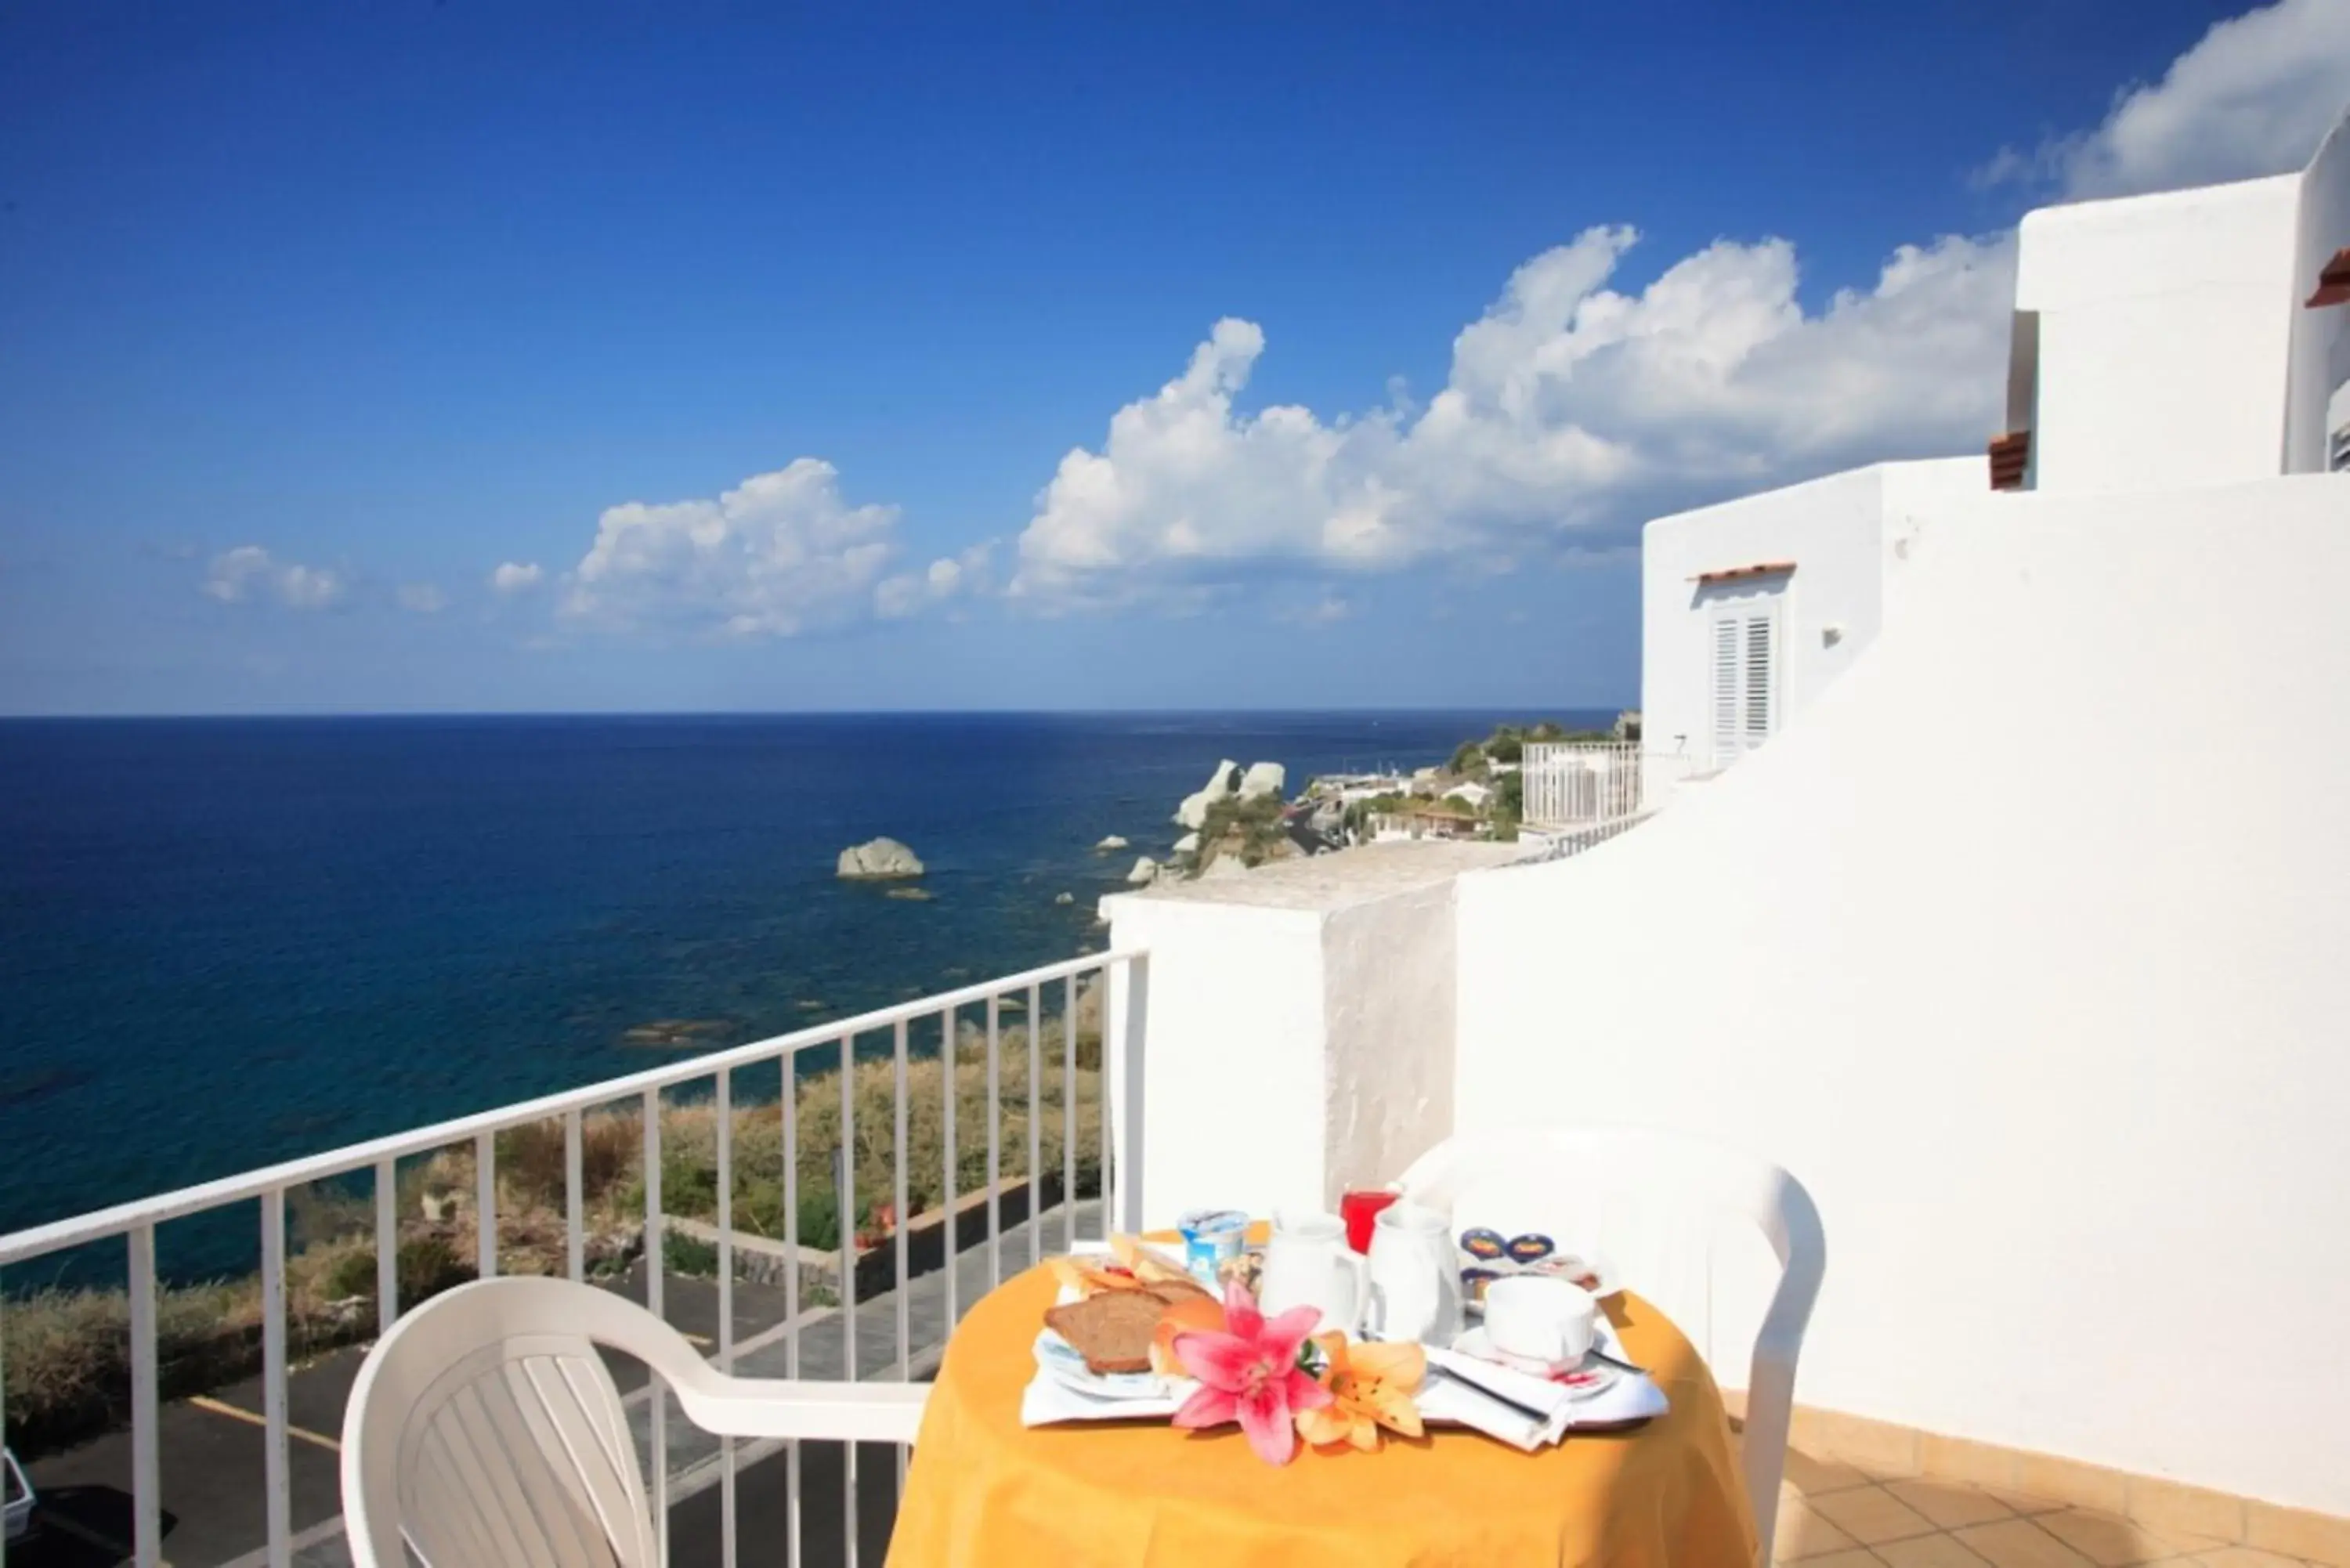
[341, 1275, 927, 1568]
[1397, 1125, 1824, 1566]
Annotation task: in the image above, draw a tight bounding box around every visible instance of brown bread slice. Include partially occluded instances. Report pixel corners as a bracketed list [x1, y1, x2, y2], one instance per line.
[1043, 1288, 1170, 1375]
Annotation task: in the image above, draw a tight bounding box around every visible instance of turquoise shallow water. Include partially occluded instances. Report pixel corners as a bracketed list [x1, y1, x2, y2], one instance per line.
[0, 710, 1607, 1280]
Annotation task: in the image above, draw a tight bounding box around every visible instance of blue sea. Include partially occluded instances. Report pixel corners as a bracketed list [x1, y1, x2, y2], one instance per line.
[0, 711, 1609, 1269]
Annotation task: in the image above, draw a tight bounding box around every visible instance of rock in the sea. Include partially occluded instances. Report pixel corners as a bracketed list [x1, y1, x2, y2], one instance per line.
[884, 886, 934, 901]
[1126, 856, 1160, 886]
[1094, 834, 1129, 851]
[837, 837, 924, 879]
[1173, 831, 1200, 856]
[1173, 761, 1242, 829]
[1238, 761, 1286, 800]
[1054, 891, 1075, 905]
[623, 1017, 730, 1048]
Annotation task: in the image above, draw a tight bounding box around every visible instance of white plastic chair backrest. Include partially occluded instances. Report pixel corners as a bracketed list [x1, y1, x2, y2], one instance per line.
[342, 1276, 929, 1568]
[1396, 1125, 1824, 1567]
[343, 1278, 664, 1568]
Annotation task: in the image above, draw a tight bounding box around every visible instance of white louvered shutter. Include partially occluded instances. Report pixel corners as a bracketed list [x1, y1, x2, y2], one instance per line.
[1744, 613, 1774, 745]
[1712, 618, 1740, 762]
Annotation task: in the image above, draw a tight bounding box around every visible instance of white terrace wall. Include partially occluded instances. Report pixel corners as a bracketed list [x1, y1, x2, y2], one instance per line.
[2018, 175, 2301, 494]
[1455, 475, 2350, 1516]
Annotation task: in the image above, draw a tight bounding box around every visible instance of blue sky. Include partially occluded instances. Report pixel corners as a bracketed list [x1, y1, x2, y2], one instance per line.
[3, 2, 2344, 714]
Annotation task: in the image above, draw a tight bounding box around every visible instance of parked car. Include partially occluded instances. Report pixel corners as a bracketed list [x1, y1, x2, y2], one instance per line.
[3, 1447, 31, 1543]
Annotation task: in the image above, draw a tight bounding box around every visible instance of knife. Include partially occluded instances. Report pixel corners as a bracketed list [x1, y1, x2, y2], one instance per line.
[1585, 1346, 1651, 1378]
[1429, 1360, 1560, 1426]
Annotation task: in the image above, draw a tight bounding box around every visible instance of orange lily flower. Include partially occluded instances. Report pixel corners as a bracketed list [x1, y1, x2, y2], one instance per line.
[1296, 1332, 1426, 1452]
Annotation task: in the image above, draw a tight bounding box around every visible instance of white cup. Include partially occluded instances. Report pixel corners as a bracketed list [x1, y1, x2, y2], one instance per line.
[1483, 1275, 1600, 1367]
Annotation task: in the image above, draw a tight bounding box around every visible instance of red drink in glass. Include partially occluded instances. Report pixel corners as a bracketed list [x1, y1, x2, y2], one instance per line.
[1340, 1186, 1401, 1253]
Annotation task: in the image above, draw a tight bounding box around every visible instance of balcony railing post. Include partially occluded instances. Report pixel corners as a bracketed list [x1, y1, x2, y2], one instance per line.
[1027, 980, 1042, 1269]
[642, 1088, 666, 1564]
[474, 1129, 497, 1280]
[783, 1054, 802, 1564]
[1063, 974, 1077, 1249]
[374, 1156, 399, 1331]
[838, 1035, 859, 1568]
[128, 1223, 161, 1568]
[893, 1017, 909, 1379]
[942, 1006, 959, 1324]
[261, 1188, 290, 1568]
[985, 994, 1001, 1289]
[716, 1065, 736, 1568]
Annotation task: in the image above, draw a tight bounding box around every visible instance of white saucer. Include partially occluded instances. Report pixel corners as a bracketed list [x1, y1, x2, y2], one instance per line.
[1450, 1328, 1623, 1398]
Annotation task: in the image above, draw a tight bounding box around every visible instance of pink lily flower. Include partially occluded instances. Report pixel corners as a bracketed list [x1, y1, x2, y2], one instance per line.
[1170, 1279, 1332, 1465]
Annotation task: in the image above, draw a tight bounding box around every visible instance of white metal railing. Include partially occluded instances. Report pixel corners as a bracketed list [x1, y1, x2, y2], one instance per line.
[1523, 809, 1656, 862]
[1520, 740, 1642, 827]
[1519, 742, 1703, 830]
[0, 948, 1148, 1568]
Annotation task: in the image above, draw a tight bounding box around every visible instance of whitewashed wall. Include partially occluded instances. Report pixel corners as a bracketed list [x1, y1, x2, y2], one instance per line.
[2019, 176, 2301, 493]
[1456, 475, 2350, 1516]
[1641, 460, 1977, 774]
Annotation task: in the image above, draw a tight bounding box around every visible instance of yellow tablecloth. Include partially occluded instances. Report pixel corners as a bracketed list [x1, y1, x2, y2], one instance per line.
[888, 1265, 1755, 1568]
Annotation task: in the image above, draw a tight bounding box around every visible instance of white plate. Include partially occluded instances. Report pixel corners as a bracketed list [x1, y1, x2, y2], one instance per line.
[1032, 1328, 1175, 1401]
[1450, 1328, 1623, 1399]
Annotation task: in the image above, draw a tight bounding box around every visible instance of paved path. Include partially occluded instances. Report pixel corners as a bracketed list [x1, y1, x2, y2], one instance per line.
[11, 1202, 1097, 1568]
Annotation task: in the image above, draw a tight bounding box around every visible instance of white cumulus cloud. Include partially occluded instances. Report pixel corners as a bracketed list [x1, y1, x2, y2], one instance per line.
[560, 458, 914, 639]
[396, 582, 449, 614]
[1989, 0, 2350, 198]
[1012, 227, 2013, 605]
[875, 542, 995, 620]
[490, 561, 544, 594]
[1014, 1, 2350, 609]
[203, 546, 348, 609]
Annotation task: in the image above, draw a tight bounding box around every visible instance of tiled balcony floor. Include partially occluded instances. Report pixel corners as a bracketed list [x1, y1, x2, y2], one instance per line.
[1755, 1433, 2332, 1568]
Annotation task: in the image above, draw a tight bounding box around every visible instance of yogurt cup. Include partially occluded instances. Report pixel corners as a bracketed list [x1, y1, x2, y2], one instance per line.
[1176, 1209, 1248, 1285]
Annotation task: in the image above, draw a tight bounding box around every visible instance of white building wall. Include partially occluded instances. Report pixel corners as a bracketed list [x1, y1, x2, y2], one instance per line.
[2283, 113, 2350, 473]
[2018, 176, 2301, 493]
[1640, 459, 1978, 773]
[1455, 475, 2350, 1516]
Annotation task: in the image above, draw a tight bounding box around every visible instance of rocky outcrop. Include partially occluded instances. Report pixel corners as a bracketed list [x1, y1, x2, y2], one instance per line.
[1173, 831, 1201, 856]
[1094, 834, 1129, 851]
[837, 837, 924, 879]
[1173, 761, 1243, 829]
[1238, 761, 1285, 800]
[1126, 856, 1161, 886]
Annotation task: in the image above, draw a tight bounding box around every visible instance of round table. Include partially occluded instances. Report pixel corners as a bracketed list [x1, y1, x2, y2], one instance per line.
[886, 1264, 1755, 1568]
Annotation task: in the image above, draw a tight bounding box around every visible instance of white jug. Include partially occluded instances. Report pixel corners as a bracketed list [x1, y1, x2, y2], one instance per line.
[1365, 1201, 1462, 1346]
[1259, 1210, 1368, 1334]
